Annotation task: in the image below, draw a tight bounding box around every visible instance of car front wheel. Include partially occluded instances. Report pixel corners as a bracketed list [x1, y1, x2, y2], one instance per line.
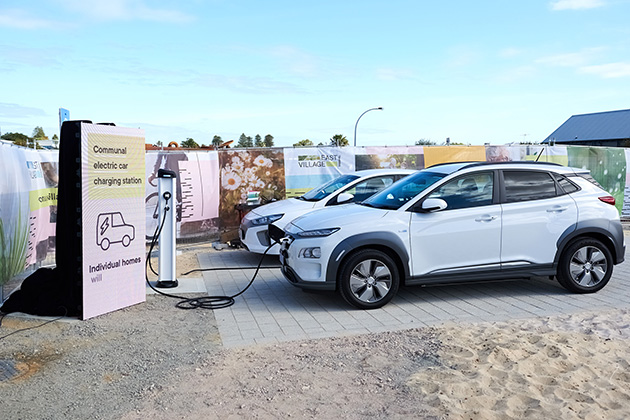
[339, 249, 400, 309]
[557, 238, 613, 293]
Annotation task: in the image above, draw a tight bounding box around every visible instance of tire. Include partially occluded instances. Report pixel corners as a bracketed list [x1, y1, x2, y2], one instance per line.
[557, 238, 613, 293]
[122, 235, 131, 247]
[339, 249, 400, 309]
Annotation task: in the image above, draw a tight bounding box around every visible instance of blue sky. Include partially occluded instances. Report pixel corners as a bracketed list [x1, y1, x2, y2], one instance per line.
[1, 0, 629, 147]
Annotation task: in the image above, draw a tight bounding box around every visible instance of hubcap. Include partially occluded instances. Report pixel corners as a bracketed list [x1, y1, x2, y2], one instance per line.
[349, 259, 392, 303]
[569, 246, 608, 287]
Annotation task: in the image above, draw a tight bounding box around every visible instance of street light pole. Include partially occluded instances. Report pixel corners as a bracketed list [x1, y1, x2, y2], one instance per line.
[353, 107, 383, 147]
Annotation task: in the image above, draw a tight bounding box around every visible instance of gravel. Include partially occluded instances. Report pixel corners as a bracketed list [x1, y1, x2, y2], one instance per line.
[0, 294, 445, 420]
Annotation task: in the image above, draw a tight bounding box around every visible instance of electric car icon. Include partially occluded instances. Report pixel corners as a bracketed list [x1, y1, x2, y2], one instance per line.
[96, 212, 135, 251]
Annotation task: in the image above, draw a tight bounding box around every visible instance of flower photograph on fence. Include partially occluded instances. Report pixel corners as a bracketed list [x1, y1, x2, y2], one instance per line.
[218, 149, 285, 228]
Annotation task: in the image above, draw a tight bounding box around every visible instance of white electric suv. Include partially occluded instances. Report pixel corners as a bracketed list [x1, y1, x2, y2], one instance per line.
[275, 161, 626, 309]
[240, 169, 414, 255]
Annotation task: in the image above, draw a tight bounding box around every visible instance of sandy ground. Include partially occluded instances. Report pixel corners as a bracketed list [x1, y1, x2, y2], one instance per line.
[1, 245, 630, 419]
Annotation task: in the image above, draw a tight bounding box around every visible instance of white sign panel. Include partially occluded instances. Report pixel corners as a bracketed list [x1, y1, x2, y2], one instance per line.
[283, 147, 356, 197]
[81, 124, 146, 319]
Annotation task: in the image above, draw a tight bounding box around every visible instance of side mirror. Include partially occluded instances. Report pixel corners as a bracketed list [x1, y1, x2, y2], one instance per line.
[420, 198, 447, 212]
[336, 192, 354, 204]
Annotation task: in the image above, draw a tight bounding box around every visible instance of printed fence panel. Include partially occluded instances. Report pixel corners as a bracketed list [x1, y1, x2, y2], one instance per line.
[0, 144, 58, 298]
[3, 143, 630, 298]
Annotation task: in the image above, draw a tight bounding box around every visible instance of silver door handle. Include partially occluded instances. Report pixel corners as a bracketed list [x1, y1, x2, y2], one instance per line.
[547, 206, 568, 213]
[475, 215, 498, 222]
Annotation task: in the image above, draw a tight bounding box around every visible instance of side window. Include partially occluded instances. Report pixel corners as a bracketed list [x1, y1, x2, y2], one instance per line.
[553, 173, 579, 194]
[426, 172, 494, 210]
[343, 176, 395, 203]
[503, 171, 557, 203]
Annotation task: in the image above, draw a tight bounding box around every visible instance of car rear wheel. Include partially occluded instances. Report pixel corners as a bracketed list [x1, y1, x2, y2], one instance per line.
[339, 249, 399, 309]
[557, 238, 613, 293]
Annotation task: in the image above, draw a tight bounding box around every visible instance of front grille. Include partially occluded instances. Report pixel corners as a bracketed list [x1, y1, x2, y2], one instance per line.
[281, 265, 298, 284]
[257, 230, 271, 246]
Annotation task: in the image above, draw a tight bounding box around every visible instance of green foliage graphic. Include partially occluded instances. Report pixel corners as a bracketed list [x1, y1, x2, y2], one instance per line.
[567, 146, 627, 214]
[0, 207, 29, 286]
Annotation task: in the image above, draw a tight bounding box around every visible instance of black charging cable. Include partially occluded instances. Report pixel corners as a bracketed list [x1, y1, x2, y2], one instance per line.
[0, 306, 68, 341]
[145, 193, 280, 310]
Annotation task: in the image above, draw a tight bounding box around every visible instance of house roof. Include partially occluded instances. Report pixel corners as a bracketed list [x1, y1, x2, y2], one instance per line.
[543, 109, 630, 143]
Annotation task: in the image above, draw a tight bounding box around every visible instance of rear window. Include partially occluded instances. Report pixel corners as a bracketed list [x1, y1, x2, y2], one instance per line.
[553, 173, 579, 194]
[573, 173, 604, 189]
[503, 171, 557, 202]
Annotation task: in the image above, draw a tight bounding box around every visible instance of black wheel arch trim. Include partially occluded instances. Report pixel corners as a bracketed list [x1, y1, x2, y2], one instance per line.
[555, 219, 625, 265]
[326, 232, 410, 284]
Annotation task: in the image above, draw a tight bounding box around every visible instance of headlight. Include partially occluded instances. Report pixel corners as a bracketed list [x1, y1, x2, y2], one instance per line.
[251, 213, 284, 226]
[295, 227, 340, 238]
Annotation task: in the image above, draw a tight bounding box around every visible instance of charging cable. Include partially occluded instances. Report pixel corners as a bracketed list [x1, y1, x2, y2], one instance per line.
[146, 196, 280, 310]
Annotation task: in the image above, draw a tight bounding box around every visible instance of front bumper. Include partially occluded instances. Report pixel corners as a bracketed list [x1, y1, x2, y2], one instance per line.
[279, 237, 336, 291]
[240, 222, 280, 255]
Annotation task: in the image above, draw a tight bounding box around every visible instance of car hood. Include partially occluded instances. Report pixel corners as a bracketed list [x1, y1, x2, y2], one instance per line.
[249, 198, 316, 217]
[243, 198, 319, 228]
[288, 204, 388, 233]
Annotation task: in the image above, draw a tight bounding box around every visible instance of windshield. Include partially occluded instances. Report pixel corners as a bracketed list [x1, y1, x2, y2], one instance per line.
[299, 174, 360, 202]
[361, 171, 446, 210]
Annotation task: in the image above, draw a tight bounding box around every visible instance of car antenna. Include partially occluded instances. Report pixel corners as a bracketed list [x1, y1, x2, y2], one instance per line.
[535, 144, 545, 162]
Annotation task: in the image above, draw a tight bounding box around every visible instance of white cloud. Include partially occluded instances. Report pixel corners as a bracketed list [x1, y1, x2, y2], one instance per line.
[0, 9, 57, 29]
[580, 62, 630, 78]
[494, 65, 537, 83]
[55, 0, 194, 23]
[194, 73, 308, 95]
[0, 102, 47, 118]
[536, 47, 606, 67]
[550, 0, 606, 10]
[268, 45, 323, 78]
[443, 46, 482, 69]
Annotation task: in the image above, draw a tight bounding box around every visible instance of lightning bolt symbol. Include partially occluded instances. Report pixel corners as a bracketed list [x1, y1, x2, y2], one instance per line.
[100, 217, 110, 235]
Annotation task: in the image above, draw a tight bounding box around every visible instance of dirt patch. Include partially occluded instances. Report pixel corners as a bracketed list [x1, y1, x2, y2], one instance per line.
[2, 245, 630, 420]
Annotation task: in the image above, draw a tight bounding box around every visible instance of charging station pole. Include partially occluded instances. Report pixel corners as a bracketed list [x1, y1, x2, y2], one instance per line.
[156, 168, 178, 288]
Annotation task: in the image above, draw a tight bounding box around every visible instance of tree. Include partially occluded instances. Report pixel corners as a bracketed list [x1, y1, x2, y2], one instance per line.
[52, 134, 59, 148]
[330, 134, 348, 147]
[212, 135, 223, 147]
[237, 133, 253, 148]
[293, 139, 314, 147]
[264, 134, 274, 147]
[1, 132, 29, 146]
[32, 126, 48, 140]
[254, 134, 263, 147]
[415, 138, 435, 146]
[181, 138, 199, 148]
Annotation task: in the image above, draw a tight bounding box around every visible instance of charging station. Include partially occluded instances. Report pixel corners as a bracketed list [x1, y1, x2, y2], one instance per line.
[156, 169, 178, 288]
[56, 121, 147, 319]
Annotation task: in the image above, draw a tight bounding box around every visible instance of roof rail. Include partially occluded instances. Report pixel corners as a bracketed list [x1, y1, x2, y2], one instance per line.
[456, 160, 563, 171]
[426, 161, 480, 169]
